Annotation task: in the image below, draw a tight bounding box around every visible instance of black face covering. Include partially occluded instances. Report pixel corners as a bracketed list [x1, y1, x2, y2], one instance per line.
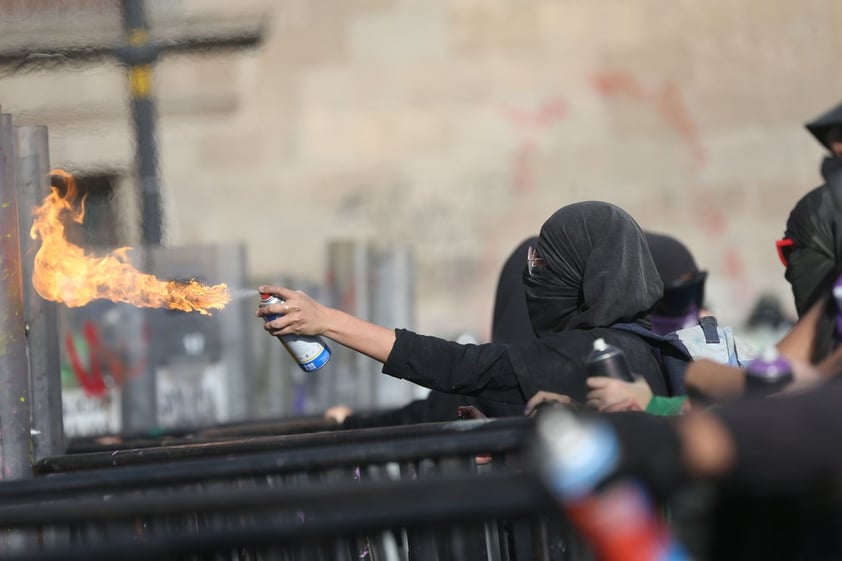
[523, 201, 663, 336]
[784, 172, 842, 317]
[821, 156, 842, 182]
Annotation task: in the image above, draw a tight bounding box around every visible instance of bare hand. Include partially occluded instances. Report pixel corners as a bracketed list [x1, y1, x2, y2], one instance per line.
[524, 390, 575, 417]
[257, 285, 330, 338]
[456, 405, 488, 420]
[586, 376, 653, 412]
[773, 358, 824, 395]
[601, 398, 645, 413]
[324, 404, 353, 424]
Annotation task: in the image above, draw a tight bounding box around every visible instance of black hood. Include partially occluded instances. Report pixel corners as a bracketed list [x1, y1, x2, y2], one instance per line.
[644, 231, 707, 317]
[784, 175, 842, 316]
[491, 236, 538, 343]
[523, 201, 662, 335]
[805, 100, 842, 152]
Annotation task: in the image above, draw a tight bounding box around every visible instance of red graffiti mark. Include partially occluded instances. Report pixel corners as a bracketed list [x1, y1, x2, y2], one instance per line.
[593, 71, 705, 166]
[65, 320, 147, 398]
[723, 247, 745, 279]
[503, 97, 568, 193]
[693, 189, 727, 237]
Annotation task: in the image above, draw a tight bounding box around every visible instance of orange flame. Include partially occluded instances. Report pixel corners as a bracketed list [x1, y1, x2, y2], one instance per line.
[30, 169, 230, 315]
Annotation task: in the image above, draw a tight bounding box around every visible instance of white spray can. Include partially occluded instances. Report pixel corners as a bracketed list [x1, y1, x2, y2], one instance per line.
[259, 292, 332, 372]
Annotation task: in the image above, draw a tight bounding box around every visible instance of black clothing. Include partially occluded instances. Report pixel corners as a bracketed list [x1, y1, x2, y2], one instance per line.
[343, 236, 539, 428]
[524, 202, 662, 336]
[784, 162, 842, 317]
[644, 230, 707, 318]
[645, 231, 700, 287]
[714, 376, 842, 496]
[708, 377, 842, 561]
[806, 100, 842, 151]
[787, 101, 842, 318]
[820, 153, 842, 179]
[491, 236, 538, 344]
[347, 201, 675, 425]
[383, 326, 671, 405]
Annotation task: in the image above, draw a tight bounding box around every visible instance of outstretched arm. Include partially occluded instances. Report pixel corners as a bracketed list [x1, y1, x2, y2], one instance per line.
[257, 285, 397, 363]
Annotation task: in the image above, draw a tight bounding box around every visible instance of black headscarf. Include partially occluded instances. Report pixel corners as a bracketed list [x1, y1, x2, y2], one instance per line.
[523, 201, 663, 336]
[784, 170, 842, 317]
[491, 236, 538, 343]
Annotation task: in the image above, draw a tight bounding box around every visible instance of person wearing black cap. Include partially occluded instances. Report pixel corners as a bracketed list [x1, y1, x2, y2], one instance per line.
[778, 101, 842, 325]
[805, 99, 842, 173]
[644, 231, 709, 336]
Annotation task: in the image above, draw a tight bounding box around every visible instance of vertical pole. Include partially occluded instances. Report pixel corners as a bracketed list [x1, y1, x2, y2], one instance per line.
[0, 114, 33, 479]
[120, 248, 157, 433]
[326, 241, 377, 410]
[120, 0, 161, 431]
[16, 125, 65, 459]
[121, 0, 162, 245]
[371, 246, 420, 406]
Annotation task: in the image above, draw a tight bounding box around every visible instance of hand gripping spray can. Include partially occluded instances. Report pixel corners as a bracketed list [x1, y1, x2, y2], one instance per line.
[259, 293, 332, 373]
[744, 346, 792, 396]
[586, 338, 635, 382]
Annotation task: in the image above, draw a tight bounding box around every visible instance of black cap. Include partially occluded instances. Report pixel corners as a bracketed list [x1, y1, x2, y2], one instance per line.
[645, 231, 707, 315]
[805, 100, 842, 152]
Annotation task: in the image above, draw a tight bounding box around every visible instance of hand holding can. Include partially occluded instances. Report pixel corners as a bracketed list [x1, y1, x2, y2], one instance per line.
[258, 288, 332, 373]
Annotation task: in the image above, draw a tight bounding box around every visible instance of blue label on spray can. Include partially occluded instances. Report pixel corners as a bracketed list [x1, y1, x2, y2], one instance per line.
[259, 293, 332, 373]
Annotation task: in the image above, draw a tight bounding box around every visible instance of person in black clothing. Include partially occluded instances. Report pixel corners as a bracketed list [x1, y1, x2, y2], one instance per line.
[491, 236, 539, 344]
[782, 100, 842, 319]
[534, 362, 842, 561]
[258, 201, 688, 409]
[644, 231, 708, 336]
[326, 236, 538, 428]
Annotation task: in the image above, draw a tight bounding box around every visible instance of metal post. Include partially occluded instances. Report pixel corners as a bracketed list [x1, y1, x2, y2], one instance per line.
[326, 241, 377, 411]
[120, 0, 162, 245]
[0, 114, 33, 479]
[119, 0, 161, 432]
[120, 249, 157, 433]
[15, 125, 65, 459]
[371, 245, 421, 406]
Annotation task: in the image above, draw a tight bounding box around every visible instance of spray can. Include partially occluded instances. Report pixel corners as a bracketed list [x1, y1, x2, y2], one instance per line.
[259, 293, 332, 373]
[586, 338, 635, 382]
[744, 347, 792, 396]
[534, 409, 690, 561]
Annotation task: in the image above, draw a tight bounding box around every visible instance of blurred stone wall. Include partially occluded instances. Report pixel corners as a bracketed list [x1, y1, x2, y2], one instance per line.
[3, 0, 841, 339]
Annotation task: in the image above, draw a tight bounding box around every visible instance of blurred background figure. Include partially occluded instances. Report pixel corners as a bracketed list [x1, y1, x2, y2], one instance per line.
[643, 230, 754, 369]
[644, 231, 709, 336]
[739, 293, 795, 351]
[491, 236, 538, 344]
[782, 101, 842, 319]
[805, 98, 842, 171]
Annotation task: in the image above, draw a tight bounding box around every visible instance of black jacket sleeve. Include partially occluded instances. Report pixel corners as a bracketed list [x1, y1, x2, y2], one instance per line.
[713, 376, 842, 495]
[382, 329, 526, 404]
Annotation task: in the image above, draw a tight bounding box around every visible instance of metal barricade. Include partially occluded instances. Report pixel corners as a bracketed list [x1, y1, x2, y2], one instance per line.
[0, 417, 578, 561]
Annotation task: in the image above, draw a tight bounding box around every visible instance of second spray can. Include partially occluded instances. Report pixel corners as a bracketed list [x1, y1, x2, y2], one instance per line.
[586, 338, 635, 382]
[259, 292, 332, 373]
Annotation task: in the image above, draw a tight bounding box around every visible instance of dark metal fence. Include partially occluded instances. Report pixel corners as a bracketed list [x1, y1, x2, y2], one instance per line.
[0, 417, 580, 561]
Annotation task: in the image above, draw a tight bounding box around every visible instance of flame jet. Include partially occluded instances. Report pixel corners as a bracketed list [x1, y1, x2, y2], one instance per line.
[30, 169, 230, 315]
